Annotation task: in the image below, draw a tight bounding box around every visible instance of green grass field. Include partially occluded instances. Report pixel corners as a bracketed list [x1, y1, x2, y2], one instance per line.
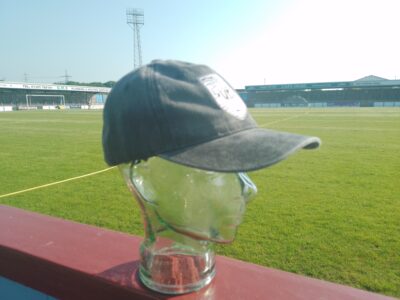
[1, 108, 399, 297]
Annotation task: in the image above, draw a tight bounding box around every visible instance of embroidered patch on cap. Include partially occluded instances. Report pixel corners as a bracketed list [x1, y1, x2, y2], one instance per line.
[199, 74, 247, 120]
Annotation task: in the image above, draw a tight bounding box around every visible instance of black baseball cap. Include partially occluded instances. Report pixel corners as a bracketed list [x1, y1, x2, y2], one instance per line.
[102, 60, 320, 172]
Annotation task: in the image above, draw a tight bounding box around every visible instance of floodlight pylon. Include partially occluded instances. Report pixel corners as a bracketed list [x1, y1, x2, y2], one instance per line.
[126, 8, 144, 69]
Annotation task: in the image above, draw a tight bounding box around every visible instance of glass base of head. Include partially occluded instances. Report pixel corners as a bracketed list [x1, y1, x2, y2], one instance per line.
[138, 257, 216, 295]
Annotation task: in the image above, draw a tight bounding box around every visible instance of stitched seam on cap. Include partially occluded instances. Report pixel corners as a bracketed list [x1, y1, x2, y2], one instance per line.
[146, 63, 165, 156]
[154, 64, 177, 151]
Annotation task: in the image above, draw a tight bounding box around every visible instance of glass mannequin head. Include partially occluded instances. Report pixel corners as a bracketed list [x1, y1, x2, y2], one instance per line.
[120, 157, 257, 243]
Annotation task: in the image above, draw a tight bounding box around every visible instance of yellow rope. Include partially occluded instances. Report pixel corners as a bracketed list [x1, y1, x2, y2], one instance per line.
[0, 166, 116, 199]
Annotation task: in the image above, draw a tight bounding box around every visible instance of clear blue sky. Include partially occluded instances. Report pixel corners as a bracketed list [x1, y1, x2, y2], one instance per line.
[1, 0, 399, 88]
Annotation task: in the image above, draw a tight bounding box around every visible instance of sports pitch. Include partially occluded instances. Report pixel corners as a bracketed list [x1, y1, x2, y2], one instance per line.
[0, 108, 399, 297]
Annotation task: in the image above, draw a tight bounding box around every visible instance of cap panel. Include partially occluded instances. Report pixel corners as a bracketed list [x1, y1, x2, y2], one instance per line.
[147, 60, 257, 151]
[103, 67, 165, 165]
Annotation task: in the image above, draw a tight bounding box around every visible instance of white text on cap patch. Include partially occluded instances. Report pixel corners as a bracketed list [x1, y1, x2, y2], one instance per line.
[199, 74, 247, 120]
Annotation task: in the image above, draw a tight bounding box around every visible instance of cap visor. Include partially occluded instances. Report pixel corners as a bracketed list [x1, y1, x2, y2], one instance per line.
[159, 128, 321, 172]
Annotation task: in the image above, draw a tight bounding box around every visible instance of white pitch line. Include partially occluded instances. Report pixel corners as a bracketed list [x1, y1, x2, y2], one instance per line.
[258, 111, 310, 127]
[0, 166, 117, 199]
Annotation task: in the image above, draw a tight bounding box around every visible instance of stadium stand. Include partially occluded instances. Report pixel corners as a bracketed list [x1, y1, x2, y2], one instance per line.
[0, 82, 110, 110]
[241, 76, 400, 107]
[1, 76, 400, 110]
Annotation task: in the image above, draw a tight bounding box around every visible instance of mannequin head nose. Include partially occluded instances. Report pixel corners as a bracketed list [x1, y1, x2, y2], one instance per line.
[238, 172, 257, 203]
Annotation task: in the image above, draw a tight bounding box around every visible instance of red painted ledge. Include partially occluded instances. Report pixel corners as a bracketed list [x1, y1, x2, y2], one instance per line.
[0, 205, 396, 300]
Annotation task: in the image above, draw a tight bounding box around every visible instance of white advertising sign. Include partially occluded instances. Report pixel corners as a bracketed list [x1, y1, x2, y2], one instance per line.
[0, 82, 111, 93]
